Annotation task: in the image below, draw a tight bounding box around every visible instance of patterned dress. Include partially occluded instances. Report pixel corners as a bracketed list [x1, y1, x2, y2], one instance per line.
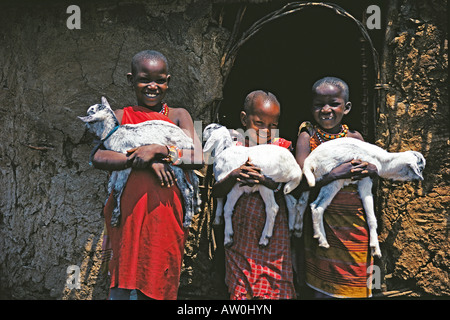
[224, 138, 296, 300]
[302, 124, 374, 298]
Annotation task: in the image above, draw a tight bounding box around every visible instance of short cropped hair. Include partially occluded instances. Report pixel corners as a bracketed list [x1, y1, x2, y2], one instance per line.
[243, 90, 280, 114]
[131, 50, 169, 74]
[312, 77, 349, 102]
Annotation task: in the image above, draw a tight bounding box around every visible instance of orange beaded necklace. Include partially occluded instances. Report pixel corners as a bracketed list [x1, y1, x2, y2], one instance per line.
[315, 124, 348, 144]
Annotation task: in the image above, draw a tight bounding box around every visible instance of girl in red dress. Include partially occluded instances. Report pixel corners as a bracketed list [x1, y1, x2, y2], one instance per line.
[92, 50, 203, 299]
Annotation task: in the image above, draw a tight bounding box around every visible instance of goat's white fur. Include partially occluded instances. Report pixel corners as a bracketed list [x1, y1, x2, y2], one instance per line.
[203, 123, 303, 247]
[300, 137, 426, 257]
[78, 96, 201, 228]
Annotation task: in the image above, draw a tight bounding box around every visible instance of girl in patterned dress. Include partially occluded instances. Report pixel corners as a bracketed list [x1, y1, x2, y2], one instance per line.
[212, 90, 296, 300]
[294, 77, 378, 298]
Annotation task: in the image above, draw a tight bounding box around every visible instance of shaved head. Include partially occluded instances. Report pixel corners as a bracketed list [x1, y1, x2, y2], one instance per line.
[312, 76, 349, 102]
[131, 50, 169, 75]
[243, 90, 280, 114]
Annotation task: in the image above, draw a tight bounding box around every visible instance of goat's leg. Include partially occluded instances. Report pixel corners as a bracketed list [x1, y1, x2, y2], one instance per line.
[293, 191, 309, 237]
[285, 194, 297, 234]
[223, 185, 242, 247]
[192, 173, 202, 212]
[258, 187, 279, 247]
[214, 198, 224, 225]
[186, 170, 202, 213]
[107, 173, 117, 206]
[110, 169, 131, 227]
[358, 178, 382, 258]
[111, 187, 122, 227]
[310, 180, 345, 248]
[172, 166, 193, 228]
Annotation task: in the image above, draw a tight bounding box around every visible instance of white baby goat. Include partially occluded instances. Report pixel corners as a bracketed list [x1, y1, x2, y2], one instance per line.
[299, 137, 426, 258]
[203, 123, 302, 247]
[78, 97, 201, 228]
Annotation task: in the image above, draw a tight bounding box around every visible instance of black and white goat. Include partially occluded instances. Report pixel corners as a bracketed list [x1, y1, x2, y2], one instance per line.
[78, 97, 201, 228]
[299, 137, 426, 257]
[203, 123, 302, 247]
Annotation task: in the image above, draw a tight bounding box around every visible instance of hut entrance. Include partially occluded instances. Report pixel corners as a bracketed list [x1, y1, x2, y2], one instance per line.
[217, 1, 383, 143]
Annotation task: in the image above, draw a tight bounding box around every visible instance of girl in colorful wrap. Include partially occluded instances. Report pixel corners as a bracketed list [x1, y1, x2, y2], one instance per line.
[294, 77, 378, 298]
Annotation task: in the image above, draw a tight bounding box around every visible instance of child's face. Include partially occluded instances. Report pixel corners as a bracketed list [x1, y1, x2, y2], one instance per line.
[240, 98, 280, 145]
[312, 84, 351, 133]
[127, 58, 170, 109]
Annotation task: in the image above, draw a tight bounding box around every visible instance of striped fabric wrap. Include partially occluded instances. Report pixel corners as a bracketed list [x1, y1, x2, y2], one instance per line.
[303, 130, 374, 298]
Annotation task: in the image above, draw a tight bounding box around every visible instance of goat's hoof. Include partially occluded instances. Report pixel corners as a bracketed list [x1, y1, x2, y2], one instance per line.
[224, 240, 234, 248]
[293, 230, 303, 238]
[318, 241, 330, 249]
[259, 237, 270, 248]
[371, 246, 382, 258]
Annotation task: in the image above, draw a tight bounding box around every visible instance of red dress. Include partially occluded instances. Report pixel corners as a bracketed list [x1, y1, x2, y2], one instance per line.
[224, 138, 296, 300]
[103, 105, 187, 300]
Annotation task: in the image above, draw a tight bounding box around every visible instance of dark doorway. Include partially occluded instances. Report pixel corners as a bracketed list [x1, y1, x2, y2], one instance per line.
[218, 2, 382, 144]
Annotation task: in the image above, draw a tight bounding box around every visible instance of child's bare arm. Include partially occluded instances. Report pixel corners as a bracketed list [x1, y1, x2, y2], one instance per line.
[235, 158, 279, 190]
[91, 149, 130, 171]
[295, 131, 312, 168]
[346, 130, 378, 179]
[90, 108, 170, 171]
[170, 108, 203, 169]
[292, 130, 377, 197]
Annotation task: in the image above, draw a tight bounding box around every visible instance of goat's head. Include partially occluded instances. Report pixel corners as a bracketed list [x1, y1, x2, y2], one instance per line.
[202, 123, 233, 159]
[78, 97, 119, 139]
[392, 150, 426, 181]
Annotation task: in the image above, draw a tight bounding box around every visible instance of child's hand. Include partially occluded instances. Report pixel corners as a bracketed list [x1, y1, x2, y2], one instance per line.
[230, 158, 260, 186]
[150, 161, 176, 187]
[234, 158, 278, 189]
[330, 159, 378, 181]
[127, 145, 167, 169]
[349, 159, 378, 180]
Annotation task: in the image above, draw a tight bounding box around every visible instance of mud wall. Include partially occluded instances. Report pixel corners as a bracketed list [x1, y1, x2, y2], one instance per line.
[376, 0, 449, 296]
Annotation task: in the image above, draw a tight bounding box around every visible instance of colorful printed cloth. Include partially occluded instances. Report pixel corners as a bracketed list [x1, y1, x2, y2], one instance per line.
[225, 192, 296, 299]
[303, 128, 374, 298]
[224, 138, 295, 300]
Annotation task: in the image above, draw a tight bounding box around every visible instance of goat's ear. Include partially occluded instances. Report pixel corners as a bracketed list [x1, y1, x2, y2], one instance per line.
[101, 96, 111, 109]
[203, 136, 217, 154]
[78, 115, 95, 123]
[203, 127, 230, 154]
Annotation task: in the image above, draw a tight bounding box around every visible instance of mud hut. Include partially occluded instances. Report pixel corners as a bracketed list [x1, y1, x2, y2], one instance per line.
[0, 0, 447, 299]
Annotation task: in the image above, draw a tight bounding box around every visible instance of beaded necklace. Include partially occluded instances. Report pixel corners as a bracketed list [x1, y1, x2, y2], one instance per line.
[315, 124, 348, 143]
[159, 103, 169, 116]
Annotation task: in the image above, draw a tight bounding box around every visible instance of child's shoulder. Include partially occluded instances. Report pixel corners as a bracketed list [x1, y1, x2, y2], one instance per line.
[167, 106, 194, 128]
[114, 108, 124, 124]
[347, 128, 364, 141]
[168, 106, 191, 118]
[296, 121, 316, 149]
[297, 121, 315, 143]
[298, 121, 315, 136]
